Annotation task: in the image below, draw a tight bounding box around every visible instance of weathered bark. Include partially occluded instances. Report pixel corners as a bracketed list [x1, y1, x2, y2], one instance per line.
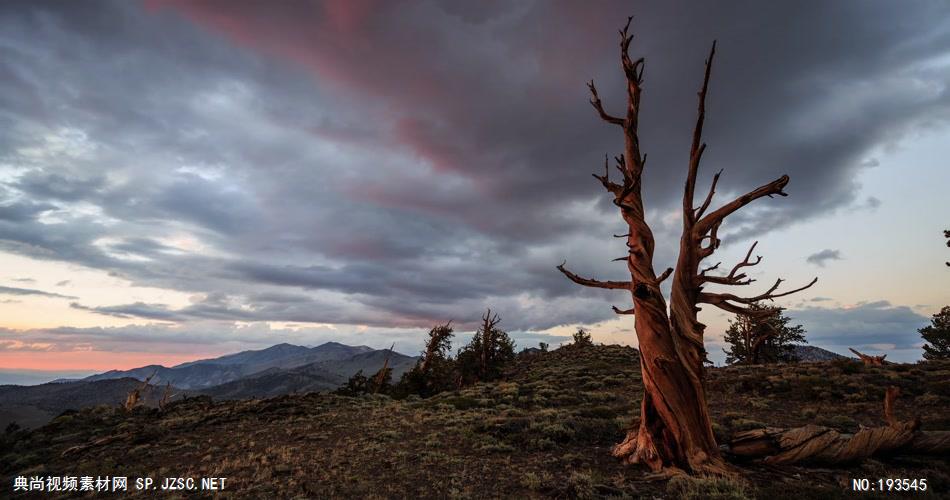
[558, 18, 816, 475]
[726, 388, 950, 464]
[849, 347, 886, 366]
[727, 425, 950, 464]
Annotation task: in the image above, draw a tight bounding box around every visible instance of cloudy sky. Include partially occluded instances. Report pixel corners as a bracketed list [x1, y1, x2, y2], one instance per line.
[1, 0, 947, 381]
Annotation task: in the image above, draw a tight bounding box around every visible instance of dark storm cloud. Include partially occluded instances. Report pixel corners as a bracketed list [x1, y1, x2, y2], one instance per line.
[0, 0, 949, 335]
[806, 249, 843, 267]
[787, 301, 928, 352]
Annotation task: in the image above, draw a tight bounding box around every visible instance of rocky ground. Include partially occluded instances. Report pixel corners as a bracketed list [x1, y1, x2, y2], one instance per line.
[3, 345, 948, 498]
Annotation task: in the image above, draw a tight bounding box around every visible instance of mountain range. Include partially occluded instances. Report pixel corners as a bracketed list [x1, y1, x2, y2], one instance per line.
[1, 342, 848, 431]
[1, 342, 417, 430]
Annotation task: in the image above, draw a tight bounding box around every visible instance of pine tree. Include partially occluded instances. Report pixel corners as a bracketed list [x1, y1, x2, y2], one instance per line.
[920, 306, 950, 360]
[394, 322, 455, 398]
[456, 309, 515, 385]
[335, 370, 369, 396]
[571, 327, 593, 347]
[722, 303, 806, 365]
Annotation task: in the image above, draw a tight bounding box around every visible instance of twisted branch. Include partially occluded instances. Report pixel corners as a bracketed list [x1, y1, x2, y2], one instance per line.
[557, 262, 633, 290]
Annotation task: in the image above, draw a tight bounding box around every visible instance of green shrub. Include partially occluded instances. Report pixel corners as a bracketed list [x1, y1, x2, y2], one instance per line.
[666, 475, 752, 500]
[731, 419, 767, 431]
[566, 470, 595, 499]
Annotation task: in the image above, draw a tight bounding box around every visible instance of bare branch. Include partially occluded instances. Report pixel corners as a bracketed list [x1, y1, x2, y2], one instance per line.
[557, 261, 633, 290]
[701, 275, 754, 286]
[593, 155, 624, 195]
[588, 81, 624, 126]
[612, 305, 635, 315]
[699, 277, 817, 312]
[619, 16, 643, 85]
[700, 241, 763, 286]
[696, 175, 790, 236]
[683, 41, 717, 225]
[654, 267, 673, 285]
[699, 219, 722, 258]
[695, 168, 723, 219]
[700, 262, 721, 275]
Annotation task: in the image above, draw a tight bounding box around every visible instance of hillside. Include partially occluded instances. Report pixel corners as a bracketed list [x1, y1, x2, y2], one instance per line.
[0, 378, 170, 431]
[791, 345, 847, 362]
[2, 345, 948, 498]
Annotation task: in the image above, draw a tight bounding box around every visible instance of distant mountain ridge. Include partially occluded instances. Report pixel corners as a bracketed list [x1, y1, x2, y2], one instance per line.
[83, 342, 386, 390]
[199, 348, 418, 400]
[1, 342, 417, 430]
[791, 345, 846, 362]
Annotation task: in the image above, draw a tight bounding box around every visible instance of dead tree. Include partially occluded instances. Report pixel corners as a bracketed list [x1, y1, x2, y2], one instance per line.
[158, 382, 174, 411]
[849, 348, 886, 366]
[479, 311, 500, 377]
[372, 343, 395, 394]
[557, 18, 816, 475]
[124, 371, 156, 412]
[727, 387, 950, 464]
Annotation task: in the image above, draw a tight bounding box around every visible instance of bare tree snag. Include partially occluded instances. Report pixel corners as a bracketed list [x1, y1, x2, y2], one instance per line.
[557, 17, 817, 475]
[372, 343, 395, 394]
[849, 348, 887, 366]
[480, 310, 500, 377]
[124, 371, 156, 412]
[727, 387, 950, 464]
[159, 382, 174, 411]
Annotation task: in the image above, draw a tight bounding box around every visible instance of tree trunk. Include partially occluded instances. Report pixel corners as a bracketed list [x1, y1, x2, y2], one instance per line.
[612, 300, 730, 474]
[558, 17, 815, 476]
[727, 387, 950, 464]
[727, 424, 950, 464]
[610, 212, 726, 474]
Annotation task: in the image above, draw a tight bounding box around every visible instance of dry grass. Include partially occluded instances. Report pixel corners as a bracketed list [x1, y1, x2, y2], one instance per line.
[2, 346, 948, 498]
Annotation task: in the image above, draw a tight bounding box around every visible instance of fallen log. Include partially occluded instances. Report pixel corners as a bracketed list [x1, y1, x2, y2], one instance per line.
[849, 348, 886, 366]
[725, 387, 950, 465]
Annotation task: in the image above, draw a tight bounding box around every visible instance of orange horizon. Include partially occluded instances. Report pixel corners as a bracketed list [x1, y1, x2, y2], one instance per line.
[0, 350, 228, 372]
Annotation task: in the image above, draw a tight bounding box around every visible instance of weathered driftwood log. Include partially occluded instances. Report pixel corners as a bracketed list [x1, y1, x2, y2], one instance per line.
[849, 347, 886, 366]
[726, 388, 950, 464]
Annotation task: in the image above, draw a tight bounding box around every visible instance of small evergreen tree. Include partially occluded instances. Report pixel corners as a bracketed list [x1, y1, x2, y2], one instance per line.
[722, 303, 806, 365]
[335, 370, 369, 396]
[571, 327, 593, 347]
[456, 309, 515, 385]
[920, 306, 950, 360]
[539, 342, 549, 352]
[394, 322, 455, 398]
